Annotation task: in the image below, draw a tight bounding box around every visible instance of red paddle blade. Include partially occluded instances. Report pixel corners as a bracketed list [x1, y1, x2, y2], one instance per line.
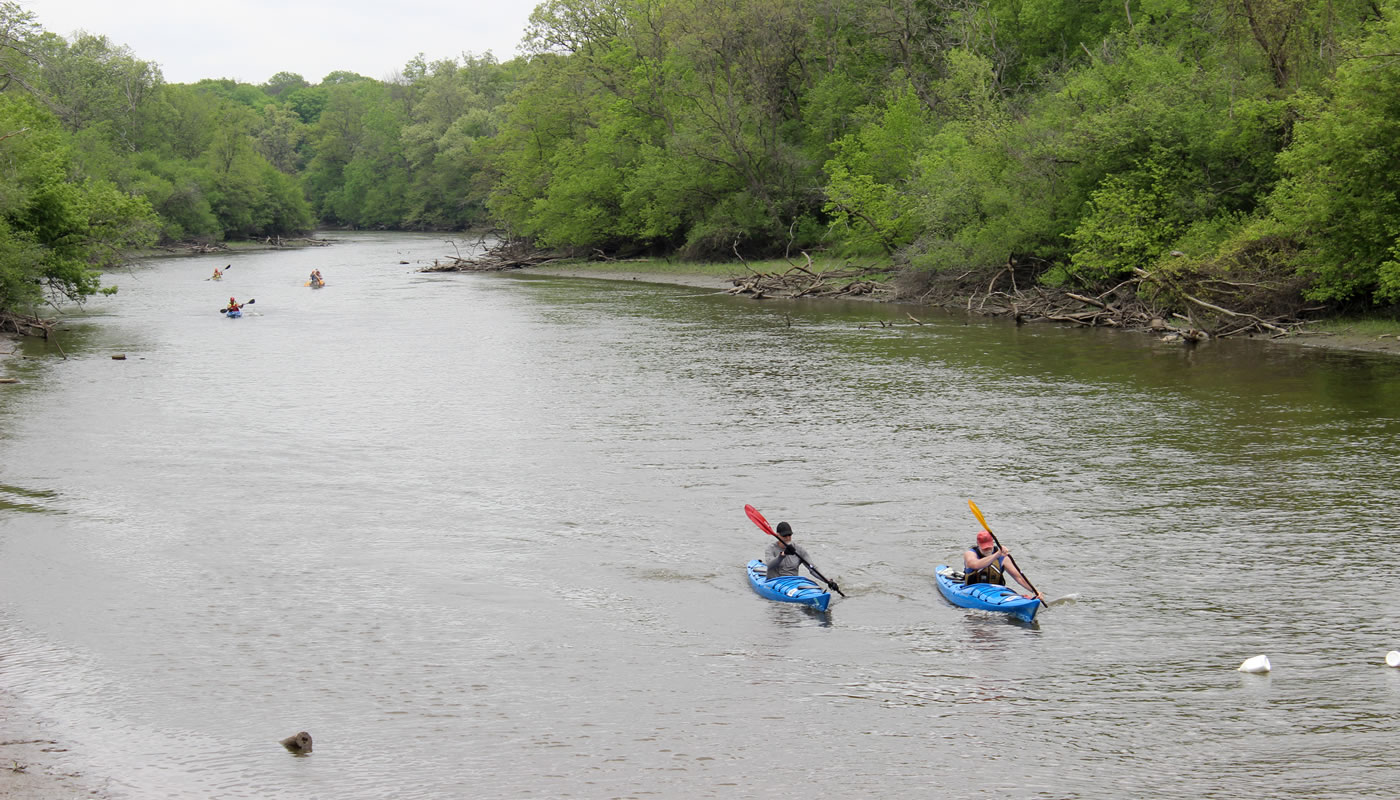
[744, 504, 777, 538]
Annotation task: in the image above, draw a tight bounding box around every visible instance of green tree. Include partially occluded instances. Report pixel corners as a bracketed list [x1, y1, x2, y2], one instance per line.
[904, 34, 1284, 282]
[262, 71, 309, 97]
[302, 80, 411, 227]
[283, 84, 329, 125]
[398, 55, 509, 228]
[36, 32, 163, 151]
[254, 102, 307, 173]
[822, 86, 930, 254]
[1262, 3, 1400, 302]
[0, 92, 158, 312]
[0, 2, 44, 96]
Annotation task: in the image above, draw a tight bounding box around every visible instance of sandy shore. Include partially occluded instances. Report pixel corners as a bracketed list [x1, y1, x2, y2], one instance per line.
[515, 264, 741, 291]
[1273, 330, 1400, 356]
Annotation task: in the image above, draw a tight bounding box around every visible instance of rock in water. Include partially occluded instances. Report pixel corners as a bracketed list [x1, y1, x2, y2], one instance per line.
[1237, 655, 1271, 674]
[280, 731, 313, 754]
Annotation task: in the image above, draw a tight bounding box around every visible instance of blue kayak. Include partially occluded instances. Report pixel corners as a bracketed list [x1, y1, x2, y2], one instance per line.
[746, 559, 830, 612]
[225, 308, 242, 318]
[935, 564, 1040, 622]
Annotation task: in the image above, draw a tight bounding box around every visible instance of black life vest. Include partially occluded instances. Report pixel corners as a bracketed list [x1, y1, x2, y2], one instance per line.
[964, 547, 1005, 586]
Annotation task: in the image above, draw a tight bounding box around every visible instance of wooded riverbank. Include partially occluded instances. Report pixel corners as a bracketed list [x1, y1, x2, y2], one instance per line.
[423, 248, 1400, 358]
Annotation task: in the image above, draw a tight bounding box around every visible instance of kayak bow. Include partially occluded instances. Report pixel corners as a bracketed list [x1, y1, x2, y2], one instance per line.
[746, 560, 831, 612]
[934, 564, 1040, 622]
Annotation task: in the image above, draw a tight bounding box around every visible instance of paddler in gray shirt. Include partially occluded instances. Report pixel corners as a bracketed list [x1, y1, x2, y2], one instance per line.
[761, 521, 826, 580]
[760, 520, 845, 597]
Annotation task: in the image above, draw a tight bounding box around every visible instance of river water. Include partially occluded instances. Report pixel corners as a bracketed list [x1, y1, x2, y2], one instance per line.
[1, 231, 1398, 799]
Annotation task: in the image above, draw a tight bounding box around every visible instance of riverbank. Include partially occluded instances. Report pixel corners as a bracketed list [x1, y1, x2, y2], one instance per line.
[127, 234, 335, 262]
[515, 260, 1400, 358]
[517, 262, 743, 291]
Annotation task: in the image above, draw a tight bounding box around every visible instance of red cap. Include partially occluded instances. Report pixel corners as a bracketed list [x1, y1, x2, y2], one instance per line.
[976, 530, 994, 548]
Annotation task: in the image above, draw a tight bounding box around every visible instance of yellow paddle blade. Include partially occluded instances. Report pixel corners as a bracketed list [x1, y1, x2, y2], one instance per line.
[968, 499, 991, 533]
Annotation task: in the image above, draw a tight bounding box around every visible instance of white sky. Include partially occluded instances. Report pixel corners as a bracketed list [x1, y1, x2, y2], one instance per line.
[26, 0, 538, 84]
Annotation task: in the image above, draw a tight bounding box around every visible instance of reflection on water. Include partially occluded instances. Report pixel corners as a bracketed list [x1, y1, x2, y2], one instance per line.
[0, 483, 61, 514]
[0, 231, 1397, 798]
[762, 598, 833, 629]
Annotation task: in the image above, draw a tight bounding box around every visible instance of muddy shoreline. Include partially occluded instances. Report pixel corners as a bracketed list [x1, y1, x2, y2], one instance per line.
[514, 264, 1400, 358]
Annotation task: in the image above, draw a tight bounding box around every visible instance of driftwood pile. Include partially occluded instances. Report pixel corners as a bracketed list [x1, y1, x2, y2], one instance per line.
[900, 260, 1318, 341]
[162, 241, 228, 254]
[727, 265, 895, 300]
[267, 236, 333, 248]
[0, 311, 55, 339]
[421, 239, 564, 272]
[1, 310, 67, 357]
[726, 252, 895, 300]
[158, 236, 331, 256]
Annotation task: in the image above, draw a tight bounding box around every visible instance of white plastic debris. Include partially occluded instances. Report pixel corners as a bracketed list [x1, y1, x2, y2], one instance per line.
[1237, 655, 1271, 674]
[1386, 651, 1400, 668]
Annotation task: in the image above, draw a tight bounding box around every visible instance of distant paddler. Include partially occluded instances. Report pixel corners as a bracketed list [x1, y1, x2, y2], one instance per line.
[220, 296, 256, 315]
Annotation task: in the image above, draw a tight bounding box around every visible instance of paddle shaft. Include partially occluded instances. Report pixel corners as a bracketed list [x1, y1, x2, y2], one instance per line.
[968, 500, 1042, 600]
[744, 505, 846, 597]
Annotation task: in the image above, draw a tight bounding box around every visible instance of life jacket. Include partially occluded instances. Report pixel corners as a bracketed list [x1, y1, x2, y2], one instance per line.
[964, 547, 1005, 586]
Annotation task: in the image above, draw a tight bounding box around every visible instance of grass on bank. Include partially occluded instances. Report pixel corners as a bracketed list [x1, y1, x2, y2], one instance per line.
[1304, 314, 1400, 338]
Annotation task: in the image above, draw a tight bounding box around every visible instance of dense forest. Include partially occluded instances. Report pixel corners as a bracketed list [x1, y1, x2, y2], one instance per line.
[2, 0, 1400, 326]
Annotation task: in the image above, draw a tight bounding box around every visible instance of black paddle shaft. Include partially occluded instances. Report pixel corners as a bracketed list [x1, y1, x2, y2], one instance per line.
[985, 530, 1041, 600]
[790, 551, 845, 597]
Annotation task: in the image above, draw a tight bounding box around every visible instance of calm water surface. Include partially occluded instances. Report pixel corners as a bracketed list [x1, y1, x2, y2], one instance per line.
[1, 232, 1399, 798]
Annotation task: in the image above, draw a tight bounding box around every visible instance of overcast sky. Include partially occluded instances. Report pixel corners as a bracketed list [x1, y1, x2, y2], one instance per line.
[26, 0, 538, 85]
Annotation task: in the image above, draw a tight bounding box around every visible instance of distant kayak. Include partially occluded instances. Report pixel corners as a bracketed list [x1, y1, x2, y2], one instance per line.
[310, 277, 324, 288]
[746, 559, 830, 611]
[225, 308, 242, 318]
[935, 564, 1040, 622]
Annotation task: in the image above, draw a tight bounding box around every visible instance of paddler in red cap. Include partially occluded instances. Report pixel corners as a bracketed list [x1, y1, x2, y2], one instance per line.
[963, 529, 1043, 600]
